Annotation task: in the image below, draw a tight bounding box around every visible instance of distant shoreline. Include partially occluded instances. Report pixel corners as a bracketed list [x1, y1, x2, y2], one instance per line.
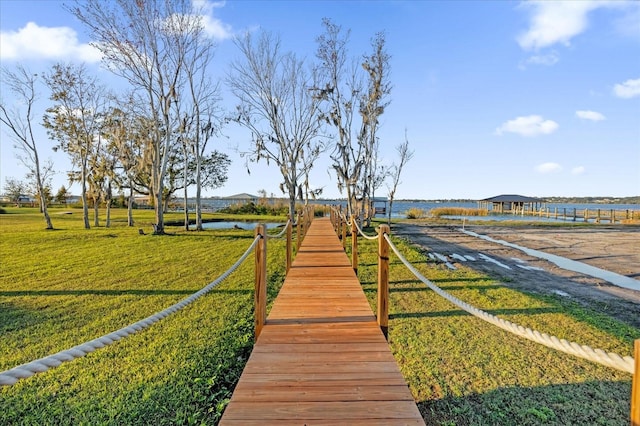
[203, 196, 640, 204]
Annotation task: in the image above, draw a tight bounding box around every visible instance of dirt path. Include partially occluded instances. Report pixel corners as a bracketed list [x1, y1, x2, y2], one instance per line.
[394, 223, 640, 329]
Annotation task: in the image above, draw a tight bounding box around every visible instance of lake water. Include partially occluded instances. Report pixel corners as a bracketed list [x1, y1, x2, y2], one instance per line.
[192, 198, 638, 221]
[201, 221, 284, 230]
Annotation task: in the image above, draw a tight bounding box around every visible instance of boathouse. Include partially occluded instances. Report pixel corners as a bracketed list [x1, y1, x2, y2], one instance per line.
[478, 194, 546, 213]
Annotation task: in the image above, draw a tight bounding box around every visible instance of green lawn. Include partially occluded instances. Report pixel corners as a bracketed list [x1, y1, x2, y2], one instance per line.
[1, 209, 637, 425]
[0, 207, 287, 425]
[354, 222, 638, 425]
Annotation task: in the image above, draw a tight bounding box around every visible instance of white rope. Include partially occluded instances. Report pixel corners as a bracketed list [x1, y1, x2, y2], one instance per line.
[353, 218, 379, 240]
[265, 219, 291, 239]
[0, 235, 262, 387]
[383, 233, 635, 374]
[339, 211, 352, 227]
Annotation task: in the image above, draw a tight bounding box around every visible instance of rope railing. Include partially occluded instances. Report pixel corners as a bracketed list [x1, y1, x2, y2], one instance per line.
[332, 207, 378, 240]
[352, 217, 379, 240]
[265, 219, 291, 239]
[381, 232, 635, 374]
[0, 235, 262, 387]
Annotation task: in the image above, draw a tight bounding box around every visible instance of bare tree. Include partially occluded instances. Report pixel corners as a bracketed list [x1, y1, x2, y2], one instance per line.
[0, 66, 54, 228]
[387, 129, 414, 224]
[315, 19, 363, 219]
[359, 32, 391, 226]
[69, 0, 208, 234]
[181, 23, 226, 231]
[315, 21, 392, 222]
[227, 30, 325, 219]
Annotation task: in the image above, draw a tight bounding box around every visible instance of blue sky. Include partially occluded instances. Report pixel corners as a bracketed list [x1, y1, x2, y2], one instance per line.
[1, 0, 639, 200]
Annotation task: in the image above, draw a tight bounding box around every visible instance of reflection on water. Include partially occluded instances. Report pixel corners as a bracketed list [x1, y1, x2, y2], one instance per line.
[201, 221, 284, 230]
[460, 229, 640, 291]
[444, 215, 560, 222]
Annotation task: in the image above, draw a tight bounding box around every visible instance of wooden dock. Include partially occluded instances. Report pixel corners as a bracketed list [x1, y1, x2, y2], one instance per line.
[219, 217, 424, 425]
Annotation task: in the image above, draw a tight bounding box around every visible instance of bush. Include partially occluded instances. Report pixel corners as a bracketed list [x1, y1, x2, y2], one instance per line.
[406, 207, 427, 219]
[219, 201, 288, 216]
[430, 207, 488, 217]
[0, 207, 6, 214]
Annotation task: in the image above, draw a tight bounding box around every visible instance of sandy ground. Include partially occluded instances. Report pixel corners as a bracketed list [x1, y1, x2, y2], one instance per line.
[394, 223, 640, 329]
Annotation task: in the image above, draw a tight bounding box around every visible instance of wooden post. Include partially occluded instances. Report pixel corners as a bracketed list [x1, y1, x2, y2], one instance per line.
[611, 209, 615, 224]
[254, 224, 267, 341]
[351, 217, 358, 273]
[296, 211, 302, 250]
[597, 209, 601, 224]
[377, 224, 390, 340]
[341, 217, 347, 250]
[286, 218, 292, 273]
[632, 339, 640, 426]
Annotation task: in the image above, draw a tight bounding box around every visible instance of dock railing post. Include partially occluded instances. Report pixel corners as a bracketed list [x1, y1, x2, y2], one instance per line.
[286, 217, 292, 273]
[351, 217, 358, 274]
[254, 224, 267, 341]
[342, 217, 347, 250]
[296, 211, 302, 250]
[377, 224, 390, 340]
[632, 339, 640, 426]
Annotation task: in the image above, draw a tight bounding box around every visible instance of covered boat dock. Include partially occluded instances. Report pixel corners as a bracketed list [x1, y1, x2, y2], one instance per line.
[477, 194, 546, 214]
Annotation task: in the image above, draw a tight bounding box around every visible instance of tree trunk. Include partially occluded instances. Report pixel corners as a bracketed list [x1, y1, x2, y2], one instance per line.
[183, 177, 189, 231]
[81, 168, 90, 229]
[195, 154, 203, 231]
[289, 197, 296, 225]
[105, 183, 112, 228]
[127, 182, 134, 227]
[93, 196, 100, 227]
[33, 154, 54, 229]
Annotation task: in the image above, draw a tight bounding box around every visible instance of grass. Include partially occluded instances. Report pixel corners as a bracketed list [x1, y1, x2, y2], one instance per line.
[2, 209, 638, 425]
[430, 207, 488, 217]
[0, 207, 288, 425]
[351, 223, 638, 426]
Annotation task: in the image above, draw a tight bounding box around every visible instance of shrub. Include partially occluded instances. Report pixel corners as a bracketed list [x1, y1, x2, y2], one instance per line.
[219, 201, 288, 216]
[430, 207, 488, 217]
[406, 207, 427, 219]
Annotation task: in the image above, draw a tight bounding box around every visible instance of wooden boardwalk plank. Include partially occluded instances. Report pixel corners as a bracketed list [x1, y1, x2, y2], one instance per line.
[219, 218, 425, 425]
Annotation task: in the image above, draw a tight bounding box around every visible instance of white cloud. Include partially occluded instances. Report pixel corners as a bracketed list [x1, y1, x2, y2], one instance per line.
[535, 162, 563, 174]
[495, 115, 559, 137]
[613, 78, 640, 98]
[571, 166, 586, 175]
[576, 110, 606, 121]
[519, 51, 560, 69]
[0, 22, 101, 62]
[517, 1, 602, 51]
[517, 1, 636, 51]
[191, 0, 233, 40]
